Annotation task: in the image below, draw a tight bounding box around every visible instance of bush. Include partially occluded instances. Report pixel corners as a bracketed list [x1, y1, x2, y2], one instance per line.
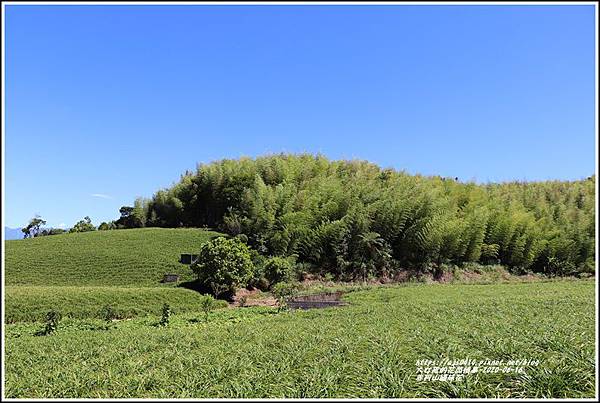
[69, 216, 96, 233]
[159, 303, 171, 327]
[235, 233, 249, 244]
[271, 282, 299, 312]
[191, 237, 255, 298]
[100, 304, 118, 329]
[36, 310, 61, 336]
[263, 256, 295, 287]
[199, 295, 216, 322]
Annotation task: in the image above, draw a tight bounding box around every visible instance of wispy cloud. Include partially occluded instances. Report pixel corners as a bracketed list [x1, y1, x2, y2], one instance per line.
[91, 193, 113, 199]
[58, 223, 66, 228]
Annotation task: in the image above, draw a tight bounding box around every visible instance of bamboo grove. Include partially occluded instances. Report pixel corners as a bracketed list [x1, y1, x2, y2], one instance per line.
[123, 154, 595, 279]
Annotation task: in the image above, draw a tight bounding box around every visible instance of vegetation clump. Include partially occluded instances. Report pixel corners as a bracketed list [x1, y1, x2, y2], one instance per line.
[263, 256, 296, 287]
[159, 303, 171, 327]
[36, 310, 61, 336]
[106, 154, 594, 278]
[100, 304, 117, 329]
[191, 237, 255, 297]
[199, 295, 216, 322]
[271, 281, 299, 312]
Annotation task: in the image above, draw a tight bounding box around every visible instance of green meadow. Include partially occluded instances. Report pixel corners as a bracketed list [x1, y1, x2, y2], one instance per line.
[4, 281, 595, 398]
[3, 228, 596, 398]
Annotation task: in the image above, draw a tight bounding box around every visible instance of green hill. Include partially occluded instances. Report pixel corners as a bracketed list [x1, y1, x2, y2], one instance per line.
[5, 227, 223, 287]
[4, 228, 226, 322]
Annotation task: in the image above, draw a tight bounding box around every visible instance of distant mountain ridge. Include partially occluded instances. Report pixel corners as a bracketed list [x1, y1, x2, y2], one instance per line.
[4, 227, 23, 240]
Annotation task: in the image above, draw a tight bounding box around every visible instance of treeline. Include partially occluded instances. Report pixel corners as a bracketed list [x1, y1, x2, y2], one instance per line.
[112, 154, 595, 278]
[21, 215, 99, 238]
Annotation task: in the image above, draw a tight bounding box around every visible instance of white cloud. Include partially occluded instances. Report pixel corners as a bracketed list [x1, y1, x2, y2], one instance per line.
[58, 223, 66, 228]
[91, 193, 112, 199]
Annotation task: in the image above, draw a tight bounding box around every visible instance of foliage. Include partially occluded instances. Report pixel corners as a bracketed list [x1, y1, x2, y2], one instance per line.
[115, 199, 149, 229]
[100, 304, 117, 327]
[98, 221, 117, 230]
[199, 294, 216, 322]
[69, 216, 96, 233]
[271, 281, 299, 311]
[263, 256, 296, 286]
[21, 215, 47, 238]
[159, 303, 171, 327]
[36, 310, 61, 336]
[131, 154, 593, 277]
[37, 228, 67, 237]
[5, 281, 594, 398]
[191, 237, 255, 297]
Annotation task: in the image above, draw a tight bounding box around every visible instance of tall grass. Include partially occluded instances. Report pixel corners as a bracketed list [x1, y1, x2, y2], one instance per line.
[4, 281, 595, 398]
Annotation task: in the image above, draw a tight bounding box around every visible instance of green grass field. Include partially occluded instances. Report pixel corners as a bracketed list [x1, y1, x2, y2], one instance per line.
[4, 281, 595, 398]
[4, 228, 222, 286]
[4, 286, 228, 323]
[4, 228, 225, 322]
[3, 228, 596, 398]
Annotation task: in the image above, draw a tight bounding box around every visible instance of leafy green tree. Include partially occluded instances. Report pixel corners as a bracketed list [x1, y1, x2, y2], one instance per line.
[98, 221, 117, 230]
[115, 204, 146, 229]
[22, 215, 47, 238]
[70, 216, 96, 233]
[263, 256, 295, 286]
[191, 237, 255, 297]
[38, 228, 67, 236]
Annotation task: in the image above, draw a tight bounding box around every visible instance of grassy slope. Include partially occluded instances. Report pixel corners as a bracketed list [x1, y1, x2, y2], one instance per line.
[5, 228, 223, 286]
[4, 281, 595, 398]
[4, 228, 225, 322]
[4, 286, 228, 323]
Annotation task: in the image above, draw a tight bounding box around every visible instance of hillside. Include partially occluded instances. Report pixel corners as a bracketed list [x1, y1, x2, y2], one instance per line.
[122, 154, 595, 277]
[4, 228, 224, 287]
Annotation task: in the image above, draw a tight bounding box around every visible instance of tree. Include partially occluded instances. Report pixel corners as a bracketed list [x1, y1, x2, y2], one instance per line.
[115, 203, 146, 229]
[22, 215, 47, 238]
[191, 237, 255, 298]
[38, 228, 67, 237]
[263, 256, 295, 286]
[70, 216, 96, 233]
[98, 221, 117, 231]
[115, 154, 595, 278]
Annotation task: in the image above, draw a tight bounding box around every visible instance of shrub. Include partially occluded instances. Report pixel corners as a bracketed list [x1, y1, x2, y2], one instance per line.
[191, 237, 255, 298]
[100, 304, 117, 323]
[37, 310, 61, 336]
[199, 295, 216, 322]
[159, 303, 171, 327]
[235, 233, 249, 244]
[263, 256, 295, 287]
[271, 282, 299, 312]
[99, 304, 118, 329]
[69, 216, 96, 233]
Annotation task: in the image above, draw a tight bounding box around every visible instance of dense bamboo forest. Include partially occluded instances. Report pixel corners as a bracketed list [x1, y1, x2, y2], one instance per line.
[120, 154, 594, 279]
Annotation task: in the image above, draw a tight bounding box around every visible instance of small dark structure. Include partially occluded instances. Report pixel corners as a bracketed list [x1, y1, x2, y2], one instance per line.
[162, 273, 180, 283]
[180, 254, 199, 265]
[286, 291, 347, 310]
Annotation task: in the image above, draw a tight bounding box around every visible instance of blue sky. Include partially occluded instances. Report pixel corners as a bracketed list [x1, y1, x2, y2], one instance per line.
[4, 4, 596, 229]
